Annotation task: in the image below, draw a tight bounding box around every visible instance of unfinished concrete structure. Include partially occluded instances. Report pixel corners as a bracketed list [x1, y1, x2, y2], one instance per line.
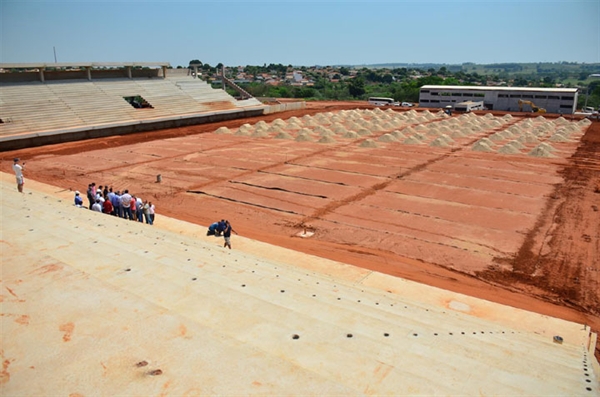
[0, 71, 598, 394]
[0, 63, 271, 150]
[1, 174, 598, 395]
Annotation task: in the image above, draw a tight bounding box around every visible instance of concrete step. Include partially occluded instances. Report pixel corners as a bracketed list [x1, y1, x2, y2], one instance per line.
[1, 173, 597, 396]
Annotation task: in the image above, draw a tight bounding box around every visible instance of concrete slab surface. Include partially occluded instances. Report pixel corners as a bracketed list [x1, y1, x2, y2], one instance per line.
[1, 173, 599, 396]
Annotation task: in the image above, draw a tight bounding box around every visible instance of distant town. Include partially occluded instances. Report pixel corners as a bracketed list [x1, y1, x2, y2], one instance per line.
[184, 61, 600, 109]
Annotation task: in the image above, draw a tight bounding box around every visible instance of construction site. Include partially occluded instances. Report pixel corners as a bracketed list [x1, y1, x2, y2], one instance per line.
[1, 65, 599, 395]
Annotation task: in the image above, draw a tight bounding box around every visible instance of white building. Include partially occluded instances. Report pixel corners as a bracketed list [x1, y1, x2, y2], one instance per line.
[419, 85, 579, 114]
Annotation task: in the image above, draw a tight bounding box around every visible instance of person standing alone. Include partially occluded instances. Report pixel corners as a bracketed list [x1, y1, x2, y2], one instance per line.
[12, 158, 25, 193]
[223, 220, 238, 249]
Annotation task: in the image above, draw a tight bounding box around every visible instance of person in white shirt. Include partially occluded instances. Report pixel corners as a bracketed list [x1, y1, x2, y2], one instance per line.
[91, 199, 102, 212]
[120, 190, 133, 220]
[12, 158, 25, 193]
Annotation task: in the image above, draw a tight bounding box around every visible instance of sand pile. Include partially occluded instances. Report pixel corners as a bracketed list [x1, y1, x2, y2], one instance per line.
[255, 120, 268, 128]
[357, 128, 372, 136]
[427, 129, 443, 137]
[549, 133, 570, 142]
[318, 136, 336, 144]
[252, 130, 269, 138]
[403, 136, 423, 145]
[343, 131, 359, 139]
[313, 126, 330, 134]
[529, 145, 555, 158]
[286, 121, 303, 129]
[502, 114, 513, 120]
[430, 137, 450, 147]
[234, 129, 251, 136]
[274, 132, 294, 140]
[413, 133, 427, 141]
[318, 129, 335, 137]
[472, 141, 493, 152]
[297, 128, 312, 135]
[507, 140, 526, 149]
[538, 142, 556, 152]
[381, 121, 396, 130]
[554, 117, 568, 124]
[214, 127, 232, 134]
[450, 129, 467, 138]
[439, 134, 454, 144]
[489, 132, 505, 141]
[272, 118, 286, 127]
[518, 133, 540, 144]
[360, 139, 378, 148]
[378, 133, 398, 142]
[391, 130, 406, 139]
[498, 144, 521, 154]
[295, 133, 314, 142]
[477, 137, 495, 147]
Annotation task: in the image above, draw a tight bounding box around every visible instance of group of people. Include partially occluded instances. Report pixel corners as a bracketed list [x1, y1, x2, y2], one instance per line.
[207, 219, 237, 249]
[10, 160, 240, 248]
[75, 182, 156, 225]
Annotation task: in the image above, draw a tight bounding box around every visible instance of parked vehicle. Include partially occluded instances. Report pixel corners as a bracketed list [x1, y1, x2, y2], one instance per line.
[368, 97, 396, 106]
[401, 102, 413, 107]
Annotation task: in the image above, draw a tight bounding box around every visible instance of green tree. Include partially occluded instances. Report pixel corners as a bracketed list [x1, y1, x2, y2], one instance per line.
[348, 77, 366, 98]
[382, 73, 394, 84]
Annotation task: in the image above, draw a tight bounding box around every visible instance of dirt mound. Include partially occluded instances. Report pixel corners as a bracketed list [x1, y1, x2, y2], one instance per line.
[378, 133, 398, 142]
[360, 139, 378, 148]
[403, 136, 423, 145]
[295, 134, 314, 142]
[498, 144, 521, 154]
[318, 135, 336, 143]
[215, 127, 232, 134]
[274, 132, 294, 140]
[528, 145, 555, 157]
[472, 141, 493, 152]
[252, 130, 269, 138]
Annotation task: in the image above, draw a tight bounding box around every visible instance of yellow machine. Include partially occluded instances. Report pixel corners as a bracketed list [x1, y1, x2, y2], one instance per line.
[518, 99, 547, 113]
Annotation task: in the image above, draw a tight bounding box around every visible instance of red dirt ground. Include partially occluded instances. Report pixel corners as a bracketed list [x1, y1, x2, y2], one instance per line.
[2, 101, 599, 359]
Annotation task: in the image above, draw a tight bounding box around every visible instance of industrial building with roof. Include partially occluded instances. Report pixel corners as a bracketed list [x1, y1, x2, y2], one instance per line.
[418, 85, 579, 114]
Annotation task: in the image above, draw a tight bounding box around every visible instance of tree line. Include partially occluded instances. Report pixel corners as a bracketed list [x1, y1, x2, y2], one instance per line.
[186, 60, 600, 109]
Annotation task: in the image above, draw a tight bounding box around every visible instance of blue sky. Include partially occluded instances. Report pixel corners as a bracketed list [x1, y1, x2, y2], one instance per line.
[1, 0, 599, 67]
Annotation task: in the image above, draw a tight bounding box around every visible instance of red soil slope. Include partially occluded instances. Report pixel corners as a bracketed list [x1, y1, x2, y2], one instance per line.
[2, 102, 598, 359]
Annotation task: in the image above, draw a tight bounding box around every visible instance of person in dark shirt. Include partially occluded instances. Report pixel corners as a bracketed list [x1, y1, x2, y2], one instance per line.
[223, 220, 237, 249]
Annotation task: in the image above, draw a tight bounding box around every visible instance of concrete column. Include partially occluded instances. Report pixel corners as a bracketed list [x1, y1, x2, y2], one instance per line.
[86, 67, 92, 81]
[127, 66, 132, 79]
[39, 68, 45, 83]
[193, 66, 199, 78]
[162, 66, 167, 79]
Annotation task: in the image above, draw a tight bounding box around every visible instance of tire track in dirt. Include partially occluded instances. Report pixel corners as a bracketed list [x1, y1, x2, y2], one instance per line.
[477, 121, 600, 318]
[297, 126, 509, 226]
